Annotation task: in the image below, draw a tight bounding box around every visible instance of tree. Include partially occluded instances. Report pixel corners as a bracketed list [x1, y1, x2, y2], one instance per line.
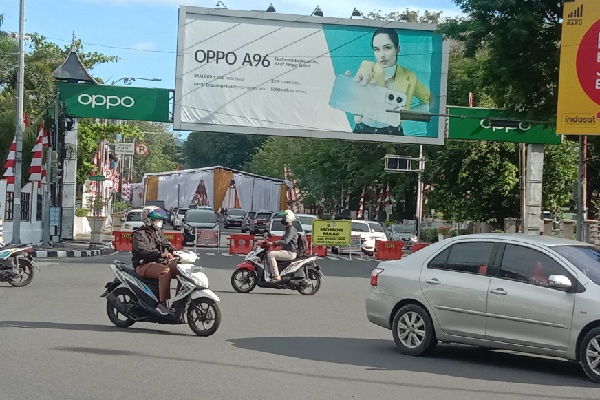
[440, 0, 563, 119]
[542, 140, 578, 216]
[182, 132, 266, 170]
[131, 122, 180, 179]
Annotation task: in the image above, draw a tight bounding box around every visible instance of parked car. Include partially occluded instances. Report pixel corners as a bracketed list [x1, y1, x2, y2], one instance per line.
[366, 233, 600, 383]
[332, 220, 374, 255]
[367, 221, 387, 241]
[224, 208, 246, 229]
[172, 207, 188, 230]
[249, 211, 273, 235]
[241, 211, 256, 233]
[386, 223, 418, 249]
[296, 214, 318, 234]
[182, 209, 220, 245]
[121, 209, 145, 230]
[267, 214, 304, 237]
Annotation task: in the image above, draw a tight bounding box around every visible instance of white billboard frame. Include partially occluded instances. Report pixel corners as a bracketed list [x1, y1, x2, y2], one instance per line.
[174, 6, 449, 145]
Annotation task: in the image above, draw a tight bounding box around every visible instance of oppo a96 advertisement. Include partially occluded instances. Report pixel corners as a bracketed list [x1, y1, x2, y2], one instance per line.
[174, 7, 448, 144]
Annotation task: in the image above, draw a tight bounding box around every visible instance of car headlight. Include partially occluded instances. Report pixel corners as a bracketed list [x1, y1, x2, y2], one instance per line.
[124, 223, 131, 229]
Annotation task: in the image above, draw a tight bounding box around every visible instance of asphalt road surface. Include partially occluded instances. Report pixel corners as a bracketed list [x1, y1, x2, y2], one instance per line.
[1, 251, 599, 400]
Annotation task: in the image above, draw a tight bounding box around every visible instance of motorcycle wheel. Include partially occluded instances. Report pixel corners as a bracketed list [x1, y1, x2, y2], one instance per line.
[8, 259, 34, 287]
[106, 287, 137, 328]
[187, 298, 221, 336]
[298, 268, 322, 295]
[230, 269, 257, 293]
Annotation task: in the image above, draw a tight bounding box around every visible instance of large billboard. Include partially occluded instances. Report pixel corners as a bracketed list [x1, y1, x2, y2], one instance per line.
[556, 0, 600, 135]
[58, 83, 171, 122]
[447, 106, 561, 144]
[174, 7, 448, 144]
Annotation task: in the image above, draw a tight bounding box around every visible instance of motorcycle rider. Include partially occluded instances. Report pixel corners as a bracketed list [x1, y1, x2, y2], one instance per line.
[132, 206, 179, 315]
[266, 210, 298, 282]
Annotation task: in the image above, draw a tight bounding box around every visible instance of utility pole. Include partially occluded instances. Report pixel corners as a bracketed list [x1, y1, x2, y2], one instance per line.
[576, 136, 587, 241]
[12, 0, 26, 244]
[416, 145, 424, 240]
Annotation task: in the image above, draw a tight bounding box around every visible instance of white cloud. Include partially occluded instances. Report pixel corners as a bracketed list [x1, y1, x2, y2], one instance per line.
[132, 41, 156, 51]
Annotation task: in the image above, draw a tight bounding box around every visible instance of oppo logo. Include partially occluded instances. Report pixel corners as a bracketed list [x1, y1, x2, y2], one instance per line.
[77, 94, 135, 109]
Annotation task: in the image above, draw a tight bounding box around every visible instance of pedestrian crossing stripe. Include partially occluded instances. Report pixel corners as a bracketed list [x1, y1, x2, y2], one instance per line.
[194, 252, 378, 261]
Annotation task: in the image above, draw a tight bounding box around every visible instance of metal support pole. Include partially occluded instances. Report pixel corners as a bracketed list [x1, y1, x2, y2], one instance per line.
[41, 148, 52, 246]
[416, 145, 424, 241]
[576, 136, 587, 241]
[520, 144, 527, 233]
[11, 0, 26, 244]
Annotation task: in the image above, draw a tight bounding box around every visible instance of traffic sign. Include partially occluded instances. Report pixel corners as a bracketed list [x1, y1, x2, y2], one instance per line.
[115, 142, 135, 155]
[135, 142, 149, 156]
[88, 175, 106, 181]
[104, 170, 113, 179]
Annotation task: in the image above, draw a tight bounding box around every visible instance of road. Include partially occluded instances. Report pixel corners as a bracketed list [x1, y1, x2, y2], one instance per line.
[0, 251, 598, 400]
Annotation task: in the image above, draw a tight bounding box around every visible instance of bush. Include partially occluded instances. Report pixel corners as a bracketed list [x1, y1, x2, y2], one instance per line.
[420, 227, 439, 243]
[112, 201, 129, 213]
[75, 208, 89, 218]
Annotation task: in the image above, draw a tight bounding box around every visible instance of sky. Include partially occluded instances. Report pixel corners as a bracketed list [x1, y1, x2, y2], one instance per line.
[2, 0, 463, 138]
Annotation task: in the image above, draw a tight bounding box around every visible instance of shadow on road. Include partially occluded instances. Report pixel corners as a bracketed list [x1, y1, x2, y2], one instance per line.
[0, 320, 190, 336]
[228, 336, 595, 387]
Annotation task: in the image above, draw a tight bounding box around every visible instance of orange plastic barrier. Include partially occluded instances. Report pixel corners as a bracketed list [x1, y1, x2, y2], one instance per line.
[112, 230, 183, 252]
[229, 234, 256, 254]
[306, 235, 327, 257]
[412, 242, 430, 252]
[375, 240, 404, 261]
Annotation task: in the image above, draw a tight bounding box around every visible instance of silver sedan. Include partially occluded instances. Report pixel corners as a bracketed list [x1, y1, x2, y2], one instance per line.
[366, 233, 600, 383]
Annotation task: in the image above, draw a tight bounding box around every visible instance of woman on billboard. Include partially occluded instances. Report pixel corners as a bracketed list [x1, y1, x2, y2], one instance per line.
[345, 28, 432, 135]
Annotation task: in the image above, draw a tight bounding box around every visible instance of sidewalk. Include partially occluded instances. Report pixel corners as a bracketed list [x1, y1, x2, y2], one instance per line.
[31, 231, 115, 259]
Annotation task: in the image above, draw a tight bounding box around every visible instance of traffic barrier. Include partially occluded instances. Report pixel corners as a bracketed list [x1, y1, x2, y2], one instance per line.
[112, 231, 134, 252]
[306, 235, 327, 257]
[412, 242, 430, 252]
[229, 234, 255, 254]
[112, 230, 184, 252]
[375, 240, 404, 261]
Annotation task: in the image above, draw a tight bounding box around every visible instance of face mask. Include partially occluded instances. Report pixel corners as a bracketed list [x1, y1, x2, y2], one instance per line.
[152, 220, 163, 229]
[383, 65, 396, 81]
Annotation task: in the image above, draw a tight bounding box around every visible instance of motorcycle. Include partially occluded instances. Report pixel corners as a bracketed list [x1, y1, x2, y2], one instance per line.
[101, 250, 221, 336]
[0, 244, 38, 287]
[230, 240, 323, 295]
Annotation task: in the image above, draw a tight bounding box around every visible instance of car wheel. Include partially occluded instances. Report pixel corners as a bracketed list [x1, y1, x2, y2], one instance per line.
[580, 327, 600, 383]
[392, 304, 437, 356]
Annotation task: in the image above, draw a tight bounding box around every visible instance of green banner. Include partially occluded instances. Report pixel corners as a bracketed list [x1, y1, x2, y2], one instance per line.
[447, 106, 560, 144]
[58, 83, 171, 122]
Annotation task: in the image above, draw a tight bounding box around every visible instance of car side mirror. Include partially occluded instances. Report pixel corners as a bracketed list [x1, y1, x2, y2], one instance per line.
[548, 275, 572, 290]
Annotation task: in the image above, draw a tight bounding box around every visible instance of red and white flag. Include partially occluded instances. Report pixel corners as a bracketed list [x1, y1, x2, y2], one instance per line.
[385, 182, 391, 206]
[375, 188, 383, 219]
[357, 188, 365, 219]
[29, 124, 48, 182]
[2, 136, 17, 192]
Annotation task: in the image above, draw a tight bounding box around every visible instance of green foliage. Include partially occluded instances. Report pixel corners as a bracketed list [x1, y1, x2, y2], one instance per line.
[182, 132, 266, 170]
[439, 0, 563, 120]
[77, 122, 141, 186]
[75, 208, 89, 217]
[132, 122, 181, 178]
[112, 201, 129, 213]
[542, 140, 578, 214]
[419, 228, 439, 243]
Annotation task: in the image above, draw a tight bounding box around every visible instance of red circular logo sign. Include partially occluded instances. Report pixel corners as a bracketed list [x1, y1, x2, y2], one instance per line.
[577, 19, 600, 105]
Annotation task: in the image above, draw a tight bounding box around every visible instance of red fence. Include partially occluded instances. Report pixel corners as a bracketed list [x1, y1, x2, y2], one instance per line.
[375, 240, 404, 261]
[112, 230, 184, 252]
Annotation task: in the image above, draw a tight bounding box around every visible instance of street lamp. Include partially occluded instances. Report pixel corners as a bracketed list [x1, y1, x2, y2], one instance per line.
[215, 1, 227, 8]
[110, 77, 162, 85]
[311, 6, 323, 17]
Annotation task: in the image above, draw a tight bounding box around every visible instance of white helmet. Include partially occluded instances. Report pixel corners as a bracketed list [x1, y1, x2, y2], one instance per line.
[280, 209, 295, 223]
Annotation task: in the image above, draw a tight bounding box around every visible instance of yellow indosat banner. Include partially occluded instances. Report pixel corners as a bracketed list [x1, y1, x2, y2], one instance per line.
[557, 0, 600, 135]
[174, 6, 448, 145]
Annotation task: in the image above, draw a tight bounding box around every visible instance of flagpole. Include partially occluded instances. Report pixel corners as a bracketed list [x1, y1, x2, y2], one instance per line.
[12, 0, 26, 244]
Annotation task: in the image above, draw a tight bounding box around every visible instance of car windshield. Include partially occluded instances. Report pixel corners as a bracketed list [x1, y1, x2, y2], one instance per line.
[178, 209, 188, 215]
[227, 209, 245, 216]
[270, 219, 303, 232]
[186, 211, 217, 223]
[351, 222, 370, 232]
[391, 224, 414, 233]
[297, 215, 316, 225]
[247, 212, 256, 219]
[126, 211, 142, 222]
[257, 212, 272, 220]
[553, 245, 600, 285]
[368, 222, 384, 232]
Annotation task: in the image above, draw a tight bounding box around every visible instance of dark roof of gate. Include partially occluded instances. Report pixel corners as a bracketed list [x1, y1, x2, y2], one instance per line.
[53, 46, 97, 84]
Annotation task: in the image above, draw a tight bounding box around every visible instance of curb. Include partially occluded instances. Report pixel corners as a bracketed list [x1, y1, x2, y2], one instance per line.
[31, 250, 102, 258]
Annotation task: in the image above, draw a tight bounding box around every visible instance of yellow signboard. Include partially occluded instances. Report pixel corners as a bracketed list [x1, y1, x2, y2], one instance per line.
[556, 0, 600, 135]
[311, 220, 351, 246]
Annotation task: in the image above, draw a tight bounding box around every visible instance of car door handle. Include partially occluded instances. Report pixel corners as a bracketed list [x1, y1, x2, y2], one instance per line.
[490, 288, 507, 295]
[426, 278, 441, 285]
